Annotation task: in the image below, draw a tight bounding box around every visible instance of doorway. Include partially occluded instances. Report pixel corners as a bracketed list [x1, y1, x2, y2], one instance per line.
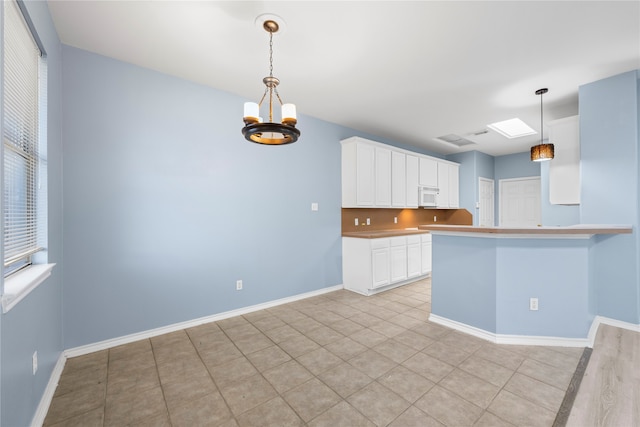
[499, 177, 541, 227]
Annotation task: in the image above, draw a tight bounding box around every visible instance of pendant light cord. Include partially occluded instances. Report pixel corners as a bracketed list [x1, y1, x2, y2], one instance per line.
[540, 90, 543, 145]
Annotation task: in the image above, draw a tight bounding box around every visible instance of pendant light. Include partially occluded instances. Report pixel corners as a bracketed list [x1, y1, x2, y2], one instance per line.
[242, 17, 300, 145]
[531, 88, 554, 162]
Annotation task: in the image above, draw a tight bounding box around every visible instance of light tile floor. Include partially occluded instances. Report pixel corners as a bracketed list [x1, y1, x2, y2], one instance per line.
[44, 278, 585, 426]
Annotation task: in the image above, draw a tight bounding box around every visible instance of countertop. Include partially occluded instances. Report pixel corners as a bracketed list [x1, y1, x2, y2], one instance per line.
[342, 228, 430, 239]
[418, 224, 633, 236]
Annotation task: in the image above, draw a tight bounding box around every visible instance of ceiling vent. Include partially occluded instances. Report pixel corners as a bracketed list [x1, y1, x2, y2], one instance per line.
[436, 134, 477, 148]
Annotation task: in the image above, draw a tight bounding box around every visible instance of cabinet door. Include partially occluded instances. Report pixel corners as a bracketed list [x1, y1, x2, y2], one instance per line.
[392, 151, 406, 207]
[419, 157, 438, 187]
[356, 143, 375, 206]
[407, 238, 422, 278]
[437, 162, 450, 208]
[549, 116, 580, 204]
[421, 237, 432, 275]
[448, 164, 459, 208]
[375, 147, 392, 207]
[372, 247, 390, 288]
[390, 238, 408, 283]
[406, 155, 419, 208]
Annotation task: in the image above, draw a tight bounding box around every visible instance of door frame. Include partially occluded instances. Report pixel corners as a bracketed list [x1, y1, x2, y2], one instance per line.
[478, 177, 495, 227]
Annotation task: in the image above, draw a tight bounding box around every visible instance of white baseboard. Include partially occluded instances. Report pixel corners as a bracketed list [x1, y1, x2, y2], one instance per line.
[588, 315, 640, 347]
[429, 314, 591, 348]
[31, 353, 66, 427]
[31, 283, 343, 427]
[65, 283, 343, 358]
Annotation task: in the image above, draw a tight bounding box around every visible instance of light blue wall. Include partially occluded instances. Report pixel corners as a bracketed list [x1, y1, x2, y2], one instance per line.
[579, 70, 640, 324]
[448, 151, 495, 226]
[495, 239, 591, 337]
[447, 151, 476, 224]
[0, 1, 64, 426]
[431, 235, 497, 332]
[60, 46, 436, 348]
[432, 234, 592, 338]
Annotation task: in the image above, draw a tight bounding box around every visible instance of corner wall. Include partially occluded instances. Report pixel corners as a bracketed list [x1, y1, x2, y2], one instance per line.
[0, 2, 64, 426]
[579, 70, 640, 325]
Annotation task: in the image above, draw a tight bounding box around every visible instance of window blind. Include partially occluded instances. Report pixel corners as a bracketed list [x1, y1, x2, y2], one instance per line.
[3, 0, 43, 273]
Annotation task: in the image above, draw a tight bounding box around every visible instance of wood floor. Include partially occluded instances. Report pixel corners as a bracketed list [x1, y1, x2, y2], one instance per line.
[567, 324, 640, 427]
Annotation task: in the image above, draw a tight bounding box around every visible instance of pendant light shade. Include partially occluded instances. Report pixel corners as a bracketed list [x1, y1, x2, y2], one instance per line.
[242, 17, 300, 145]
[531, 143, 554, 162]
[531, 88, 554, 162]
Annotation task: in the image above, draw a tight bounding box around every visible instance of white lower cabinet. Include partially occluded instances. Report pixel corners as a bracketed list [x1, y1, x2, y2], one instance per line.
[390, 237, 408, 283]
[421, 234, 432, 275]
[343, 234, 430, 296]
[407, 235, 422, 278]
[371, 239, 390, 288]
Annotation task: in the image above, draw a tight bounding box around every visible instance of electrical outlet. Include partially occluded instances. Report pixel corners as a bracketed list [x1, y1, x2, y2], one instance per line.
[434, 216, 437, 222]
[311, 202, 318, 211]
[355, 218, 359, 226]
[366, 218, 370, 225]
[32, 351, 38, 375]
[394, 217, 398, 224]
[529, 297, 538, 311]
[236, 280, 243, 291]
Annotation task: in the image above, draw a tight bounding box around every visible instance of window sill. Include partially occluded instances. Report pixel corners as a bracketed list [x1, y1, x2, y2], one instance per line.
[2, 263, 56, 313]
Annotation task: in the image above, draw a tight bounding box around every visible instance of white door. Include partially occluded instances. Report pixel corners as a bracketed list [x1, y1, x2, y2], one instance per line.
[478, 178, 495, 227]
[499, 177, 541, 227]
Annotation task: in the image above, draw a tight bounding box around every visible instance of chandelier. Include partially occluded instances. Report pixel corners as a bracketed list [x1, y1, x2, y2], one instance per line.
[530, 88, 554, 162]
[242, 17, 300, 145]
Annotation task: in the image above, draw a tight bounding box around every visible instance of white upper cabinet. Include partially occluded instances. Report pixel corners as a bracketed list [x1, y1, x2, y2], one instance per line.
[341, 137, 459, 209]
[392, 151, 407, 207]
[375, 147, 392, 207]
[436, 162, 459, 209]
[342, 139, 374, 207]
[419, 157, 438, 187]
[548, 115, 580, 205]
[406, 155, 419, 208]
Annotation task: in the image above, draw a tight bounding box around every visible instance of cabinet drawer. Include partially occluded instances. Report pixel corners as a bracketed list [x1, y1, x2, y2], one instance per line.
[370, 238, 390, 250]
[407, 235, 421, 245]
[390, 236, 407, 247]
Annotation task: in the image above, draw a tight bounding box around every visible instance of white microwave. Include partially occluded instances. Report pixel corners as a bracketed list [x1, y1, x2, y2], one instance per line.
[419, 186, 439, 207]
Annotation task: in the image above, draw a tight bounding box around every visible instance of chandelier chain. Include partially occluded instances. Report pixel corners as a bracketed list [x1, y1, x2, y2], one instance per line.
[269, 31, 274, 78]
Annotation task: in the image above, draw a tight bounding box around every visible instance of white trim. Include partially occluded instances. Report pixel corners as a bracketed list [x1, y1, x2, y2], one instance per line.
[429, 314, 590, 347]
[31, 353, 66, 427]
[2, 263, 56, 313]
[588, 315, 640, 347]
[65, 283, 344, 358]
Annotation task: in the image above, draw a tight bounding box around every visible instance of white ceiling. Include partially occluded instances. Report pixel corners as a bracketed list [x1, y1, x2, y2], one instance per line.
[46, 1, 640, 156]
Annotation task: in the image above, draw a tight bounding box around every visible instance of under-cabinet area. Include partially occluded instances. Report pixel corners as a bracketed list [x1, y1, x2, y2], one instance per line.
[343, 232, 432, 296]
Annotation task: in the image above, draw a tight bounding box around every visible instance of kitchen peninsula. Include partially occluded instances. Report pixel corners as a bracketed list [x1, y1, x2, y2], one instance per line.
[419, 224, 632, 346]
